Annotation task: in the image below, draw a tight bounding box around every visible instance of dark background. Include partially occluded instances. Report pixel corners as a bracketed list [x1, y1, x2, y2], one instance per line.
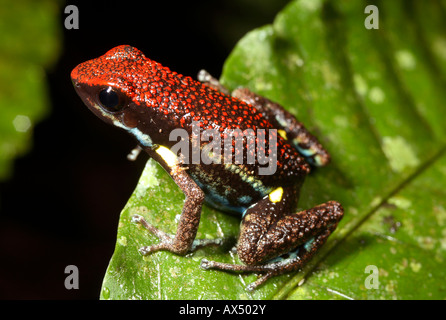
[0, 0, 288, 299]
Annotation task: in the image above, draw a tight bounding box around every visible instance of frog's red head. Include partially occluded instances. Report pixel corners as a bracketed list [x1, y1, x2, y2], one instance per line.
[71, 45, 183, 123]
[71, 45, 175, 146]
[71, 45, 154, 109]
[71, 45, 147, 87]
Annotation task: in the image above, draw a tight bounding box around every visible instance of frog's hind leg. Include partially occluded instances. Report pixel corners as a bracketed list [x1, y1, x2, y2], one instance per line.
[197, 71, 329, 166]
[201, 187, 343, 291]
[232, 88, 331, 167]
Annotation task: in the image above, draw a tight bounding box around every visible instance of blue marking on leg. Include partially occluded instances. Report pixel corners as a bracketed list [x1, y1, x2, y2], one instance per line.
[295, 144, 316, 157]
[267, 247, 301, 266]
[303, 237, 315, 252]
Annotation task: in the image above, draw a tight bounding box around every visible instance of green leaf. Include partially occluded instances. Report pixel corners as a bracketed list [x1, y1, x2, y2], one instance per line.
[0, 0, 61, 180]
[101, 0, 446, 299]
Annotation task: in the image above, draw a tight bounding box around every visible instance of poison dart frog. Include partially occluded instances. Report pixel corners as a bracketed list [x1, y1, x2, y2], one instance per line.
[71, 45, 343, 291]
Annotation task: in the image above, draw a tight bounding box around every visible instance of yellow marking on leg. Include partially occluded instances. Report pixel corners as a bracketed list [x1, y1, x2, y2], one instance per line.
[278, 129, 288, 140]
[269, 187, 284, 203]
[155, 145, 178, 167]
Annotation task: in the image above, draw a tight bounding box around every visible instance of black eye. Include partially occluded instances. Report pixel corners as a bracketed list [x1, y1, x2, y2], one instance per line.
[98, 87, 123, 112]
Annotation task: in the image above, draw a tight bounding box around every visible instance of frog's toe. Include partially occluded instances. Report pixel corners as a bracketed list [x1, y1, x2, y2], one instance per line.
[245, 272, 275, 292]
[131, 214, 143, 224]
[139, 246, 152, 256]
[140, 244, 163, 255]
[200, 258, 234, 271]
[200, 259, 211, 270]
[132, 214, 173, 242]
[138, 240, 175, 255]
[200, 259, 273, 291]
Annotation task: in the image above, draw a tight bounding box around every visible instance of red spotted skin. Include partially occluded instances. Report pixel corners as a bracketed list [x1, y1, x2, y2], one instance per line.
[72, 46, 268, 132]
[71, 45, 309, 213]
[71, 45, 343, 290]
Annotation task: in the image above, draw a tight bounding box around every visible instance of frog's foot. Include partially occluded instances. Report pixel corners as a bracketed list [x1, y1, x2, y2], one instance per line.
[200, 259, 276, 291]
[201, 197, 344, 291]
[201, 246, 309, 291]
[132, 214, 224, 255]
[201, 236, 329, 291]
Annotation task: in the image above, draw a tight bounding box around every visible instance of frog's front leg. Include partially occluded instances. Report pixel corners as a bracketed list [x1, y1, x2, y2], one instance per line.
[133, 169, 204, 255]
[201, 187, 343, 291]
[133, 147, 222, 256]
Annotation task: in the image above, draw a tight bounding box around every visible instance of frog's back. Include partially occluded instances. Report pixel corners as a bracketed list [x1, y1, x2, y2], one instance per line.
[74, 46, 273, 131]
[73, 45, 309, 214]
